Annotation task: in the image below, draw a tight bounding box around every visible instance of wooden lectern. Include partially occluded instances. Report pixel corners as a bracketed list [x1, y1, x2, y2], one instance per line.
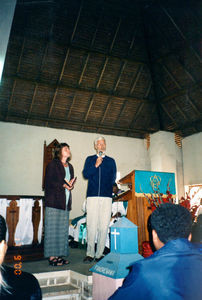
[116, 170, 152, 253]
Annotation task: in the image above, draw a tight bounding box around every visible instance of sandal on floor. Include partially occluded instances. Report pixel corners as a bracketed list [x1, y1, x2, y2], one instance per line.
[57, 257, 70, 265]
[48, 257, 60, 266]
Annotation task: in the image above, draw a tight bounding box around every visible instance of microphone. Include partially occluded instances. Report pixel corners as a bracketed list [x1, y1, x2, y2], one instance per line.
[99, 151, 103, 157]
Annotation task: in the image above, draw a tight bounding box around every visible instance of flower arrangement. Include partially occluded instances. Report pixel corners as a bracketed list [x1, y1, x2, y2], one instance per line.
[179, 193, 199, 220]
[143, 183, 173, 212]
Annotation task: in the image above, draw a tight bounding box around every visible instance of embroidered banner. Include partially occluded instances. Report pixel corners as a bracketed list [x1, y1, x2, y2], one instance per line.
[135, 170, 176, 196]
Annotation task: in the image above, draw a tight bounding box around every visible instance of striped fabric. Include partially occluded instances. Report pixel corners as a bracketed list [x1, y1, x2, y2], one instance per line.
[44, 207, 69, 258]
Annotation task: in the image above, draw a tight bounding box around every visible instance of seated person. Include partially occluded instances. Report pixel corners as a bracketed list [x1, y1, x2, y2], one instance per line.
[69, 201, 87, 247]
[112, 183, 128, 218]
[69, 186, 127, 250]
[109, 203, 202, 300]
[0, 215, 42, 299]
[191, 214, 202, 253]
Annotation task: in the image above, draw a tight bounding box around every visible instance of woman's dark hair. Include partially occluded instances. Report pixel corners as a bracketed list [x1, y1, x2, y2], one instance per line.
[151, 203, 192, 244]
[54, 143, 70, 161]
[0, 215, 7, 242]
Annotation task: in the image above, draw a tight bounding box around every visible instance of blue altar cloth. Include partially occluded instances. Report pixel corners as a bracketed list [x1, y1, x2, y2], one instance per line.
[135, 170, 176, 196]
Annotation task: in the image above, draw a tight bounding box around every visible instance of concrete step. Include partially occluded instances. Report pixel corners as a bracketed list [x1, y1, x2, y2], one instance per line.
[42, 283, 80, 299]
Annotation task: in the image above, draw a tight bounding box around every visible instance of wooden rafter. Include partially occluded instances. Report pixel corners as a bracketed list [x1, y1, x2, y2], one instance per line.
[6, 75, 153, 104]
[155, 78, 168, 96]
[186, 94, 201, 117]
[26, 84, 38, 124]
[143, 104, 158, 130]
[38, 23, 54, 80]
[83, 94, 95, 123]
[99, 96, 112, 124]
[104, 25, 141, 126]
[95, 57, 109, 89]
[77, 4, 104, 87]
[126, 26, 139, 56]
[160, 4, 201, 63]
[177, 58, 196, 83]
[16, 37, 26, 74]
[144, 80, 152, 98]
[161, 82, 202, 103]
[66, 92, 77, 120]
[160, 103, 178, 127]
[171, 99, 188, 121]
[7, 111, 153, 135]
[5, 80, 17, 121]
[129, 65, 144, 95]
[149, 20, 171, 54]
[127, 102, 145, 135]
[174, 116, 202, 132]
[113, 60, 127, 92]
[160, 63, 181, 89]
[109, 17, 122, 52]
[78, 53, 90, 85]
[45, 1, 83, 126]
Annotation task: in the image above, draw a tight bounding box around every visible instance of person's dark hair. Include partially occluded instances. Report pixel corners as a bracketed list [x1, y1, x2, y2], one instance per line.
[0, 215, 7, 242]
[151, 203, 192, 244]
[54, 143, 70, 161]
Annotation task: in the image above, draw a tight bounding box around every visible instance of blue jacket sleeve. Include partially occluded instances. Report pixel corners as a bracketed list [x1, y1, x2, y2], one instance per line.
[83, 156, 97, 179]
[108, 264, 143, 300]
[111, 158, 117, 185]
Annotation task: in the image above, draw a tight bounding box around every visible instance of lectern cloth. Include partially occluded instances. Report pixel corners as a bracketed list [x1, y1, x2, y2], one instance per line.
[135, 170, 176, 196]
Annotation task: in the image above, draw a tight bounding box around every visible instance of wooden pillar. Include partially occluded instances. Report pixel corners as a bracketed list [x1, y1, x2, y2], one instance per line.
[32, 199, 41, 245]
[6, 200, 19, 247]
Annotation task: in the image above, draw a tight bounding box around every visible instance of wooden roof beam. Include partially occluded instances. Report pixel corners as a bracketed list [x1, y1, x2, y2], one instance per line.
[109, 17, 122, 52]
[186, 94, 201, 117]
[144, 80, 152, 98]
[160, 103, 178, 128]
[45, 2, 84, 126]
[172, 116, 202, 133]
[7, 111, 152, 135]
[127, 102, 145, 135]
[5, 80, 17, 121]
[5, 75, 154, 104]
[160, 4, 201, 63]
[113, 61, 127, 92]
[78, 53, 90, 85]
[171, 99, 188, 121]
[26, 83, 38, 124]
[66, 92, 77, 120]
[160, 63, 182, 89]
[161, 82, 202, 103]
[83, 94, 95, 123]
[99, 96, 112, 124]
[129, 65, 144, 95]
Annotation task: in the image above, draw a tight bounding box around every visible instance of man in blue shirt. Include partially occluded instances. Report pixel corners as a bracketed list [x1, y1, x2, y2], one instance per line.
[83, 136, 117, 263]
[109, 203, 202, 300]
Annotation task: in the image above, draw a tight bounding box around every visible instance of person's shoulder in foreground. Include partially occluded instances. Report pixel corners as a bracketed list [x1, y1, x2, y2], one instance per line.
[108, 203, 202, 300]
[1, 265, 42, 299]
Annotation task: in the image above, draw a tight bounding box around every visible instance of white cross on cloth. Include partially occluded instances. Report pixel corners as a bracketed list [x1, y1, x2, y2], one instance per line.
[111, 228, 120, 250]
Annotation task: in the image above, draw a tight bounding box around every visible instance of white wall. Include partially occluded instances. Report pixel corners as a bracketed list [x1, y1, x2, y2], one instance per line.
[149, 131, 184, 200]
[0, 121, 150, 218]
[182, 132, 202, 185]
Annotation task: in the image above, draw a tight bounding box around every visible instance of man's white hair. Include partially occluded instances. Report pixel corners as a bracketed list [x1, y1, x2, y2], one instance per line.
[94, 136, 106, 146]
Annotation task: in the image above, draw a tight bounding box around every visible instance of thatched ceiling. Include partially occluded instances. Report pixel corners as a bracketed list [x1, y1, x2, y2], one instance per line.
[0, 0, 201, 139]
